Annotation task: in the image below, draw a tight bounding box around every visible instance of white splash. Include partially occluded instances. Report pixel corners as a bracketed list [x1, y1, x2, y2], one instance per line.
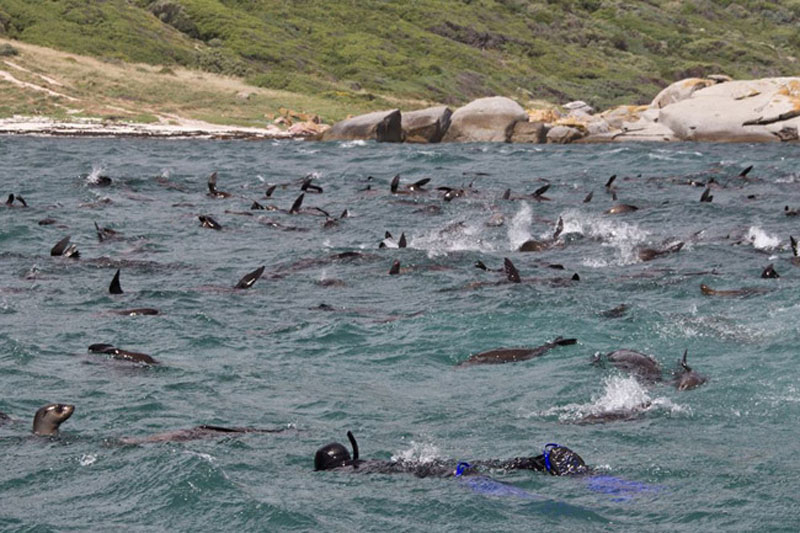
[531, 375, 689, 422]
[340, 140, 367, 148]
[79, 454, 97, 466]
[745, 226, 780, 250]
[85, 165, 106, 184]
[392, 441, 442, 464]
[184, 451, 216, 463]
[560, 209, 649, 266]
[506, 202, 533, 250]
[412, 220, 494, 257]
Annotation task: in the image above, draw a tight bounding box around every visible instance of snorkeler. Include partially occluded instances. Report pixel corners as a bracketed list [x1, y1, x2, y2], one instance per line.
[313, 432, 589, 477]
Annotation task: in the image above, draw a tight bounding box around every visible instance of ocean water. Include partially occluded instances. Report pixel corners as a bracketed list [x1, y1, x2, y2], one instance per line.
[1, 137, 799, 531]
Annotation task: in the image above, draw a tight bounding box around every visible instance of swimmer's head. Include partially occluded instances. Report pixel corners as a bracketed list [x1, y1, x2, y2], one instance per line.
[314, 442, 352, 471]
[543, 444, 588, 476]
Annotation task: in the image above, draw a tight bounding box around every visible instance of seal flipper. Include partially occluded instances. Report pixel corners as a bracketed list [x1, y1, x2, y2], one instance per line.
[265, 184, 277, 197]
[5, 194, 13, 206]
[398, 233, 407, 248]
[289, 193, 304, 214]
[790, 235, 798, 257]
[109, 269, 123, 295]
[234, 266, 265, 289]
[389, 260, 401, 275]
[207, 171, 218, 194]
[605, 175, 616, 189]
[583, 191, 593, 203]
[552, 216, 564, 240]
[680, 349, 691, 372]
[199, 215, 222, 230]
[739, 165, 753, 178]
[390, 175, 400, 193]
[700, 187, 713, 203]
[503, 258, 521, 283]
[533, 184, 550, 198]
[51, 236, 71, 256]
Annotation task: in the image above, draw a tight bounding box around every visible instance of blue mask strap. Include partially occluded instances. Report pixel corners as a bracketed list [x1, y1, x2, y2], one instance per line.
[455, 462, 471, 477]
[543, 443, 560, 473]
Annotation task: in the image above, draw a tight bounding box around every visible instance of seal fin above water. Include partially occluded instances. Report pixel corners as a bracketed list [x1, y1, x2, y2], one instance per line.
[265, 184, 277, 197]
[552, 216, 564, 240]
[109, 269, 123, 295]
[605, 175, 616, 189]
[583, 191, 593, 203]
[503, 258, 521, 283]
[390, 175, 400, 193]
[235, 265, 265, 289]
[738, 165, 753, 178]
[398, 233, 407, 248]
[289, 193, 304, 214]
[51, 235, 71, 256]
[761, 264, 779, 278]
[700, 187, 713, 203]
[409, 178, 430, 191]
[198, 215, 222, 230]
[532, 184, 550, 199]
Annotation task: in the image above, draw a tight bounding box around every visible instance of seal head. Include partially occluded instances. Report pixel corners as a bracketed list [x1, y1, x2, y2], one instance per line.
[33, 403, 75, 436]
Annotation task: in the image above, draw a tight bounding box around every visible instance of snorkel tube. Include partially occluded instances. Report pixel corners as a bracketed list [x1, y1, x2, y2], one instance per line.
[347, 430, 359, 469]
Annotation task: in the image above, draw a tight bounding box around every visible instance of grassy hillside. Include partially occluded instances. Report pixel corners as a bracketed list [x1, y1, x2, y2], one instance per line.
[1, 0, 799, 117]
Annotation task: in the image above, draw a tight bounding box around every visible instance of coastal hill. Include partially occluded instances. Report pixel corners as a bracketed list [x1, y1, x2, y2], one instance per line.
[1, 0, 799, 124]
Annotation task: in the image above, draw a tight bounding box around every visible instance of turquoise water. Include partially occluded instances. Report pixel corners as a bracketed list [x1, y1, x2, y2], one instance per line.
[1, 137, 799, 531]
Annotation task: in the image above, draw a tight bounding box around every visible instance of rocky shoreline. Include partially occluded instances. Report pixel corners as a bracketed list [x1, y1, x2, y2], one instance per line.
[320, 76, 800, 144]
[2, 76, 798, 143]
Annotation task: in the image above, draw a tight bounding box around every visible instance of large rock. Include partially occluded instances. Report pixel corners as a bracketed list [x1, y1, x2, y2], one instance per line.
[401, 105, 452, 143]
[547, 125, 584, 144]
[321, 109, 403, 142]
[442, 96, 528, 142]
[509, 121, 547, 143]
[658, 78, 800, 142]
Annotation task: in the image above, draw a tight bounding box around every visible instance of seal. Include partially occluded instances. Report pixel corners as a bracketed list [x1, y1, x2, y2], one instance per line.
[88, 343, 159, 365]
[458, 337, 577, 366]
[672, 349, 707, 391]
[699, 283, 768, 297]
[120, 424, 286, 445]
[593, 349, 662, 382]
[4, 193, 27, 207]
[33, 403, 75, 436]
[637, 242, 684, 262]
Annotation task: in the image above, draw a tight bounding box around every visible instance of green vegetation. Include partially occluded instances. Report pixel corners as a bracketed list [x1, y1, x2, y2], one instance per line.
[0, 0, 799, 114]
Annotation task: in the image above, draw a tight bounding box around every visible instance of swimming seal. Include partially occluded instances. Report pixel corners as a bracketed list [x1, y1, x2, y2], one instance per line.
[33, 403, 75, 436]
[88, 343, 159, 365]
[458, 337, 577, 366]
[593, 349, 662, 382]
[672, 349, 707, 391]
[390, 175, 430, 194]
[637, 242, 684, 262]
[699, 283, 768, 297]
[120, 424, 286, 445]
[518, 217, 563, 252]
